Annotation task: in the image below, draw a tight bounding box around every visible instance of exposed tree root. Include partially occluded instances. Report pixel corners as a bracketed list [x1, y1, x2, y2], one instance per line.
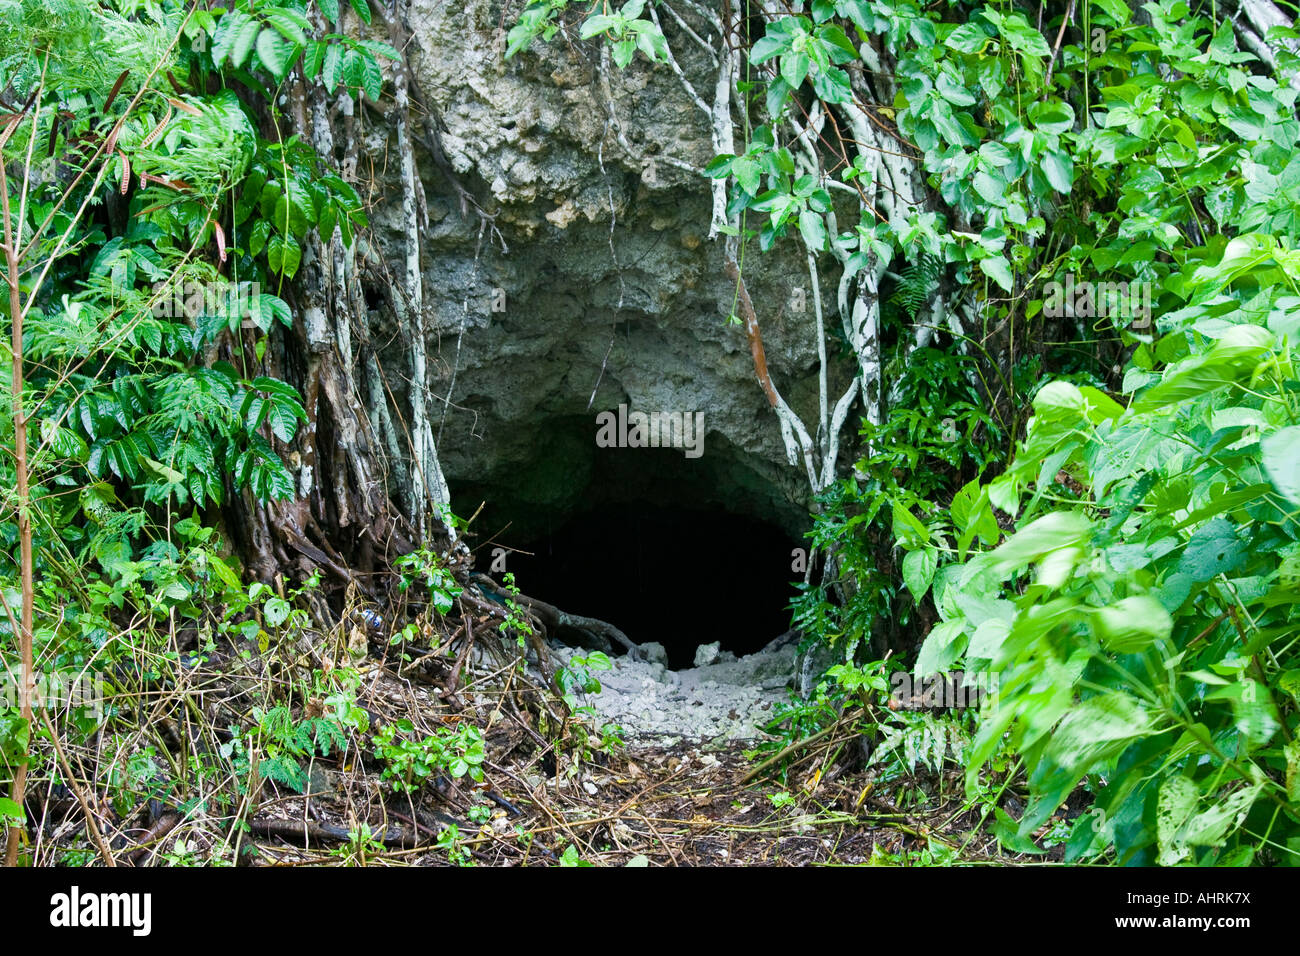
[470, 572, 643, 661]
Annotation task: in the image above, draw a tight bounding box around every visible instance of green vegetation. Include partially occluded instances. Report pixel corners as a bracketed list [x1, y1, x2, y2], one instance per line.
[2, 0, 1298, 868]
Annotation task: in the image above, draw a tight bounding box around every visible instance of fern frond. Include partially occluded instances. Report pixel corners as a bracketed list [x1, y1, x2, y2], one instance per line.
[889, 253, 942, 320]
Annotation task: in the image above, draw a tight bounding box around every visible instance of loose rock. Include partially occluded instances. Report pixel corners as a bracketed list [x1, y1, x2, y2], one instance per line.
[545, 636, 796, 744]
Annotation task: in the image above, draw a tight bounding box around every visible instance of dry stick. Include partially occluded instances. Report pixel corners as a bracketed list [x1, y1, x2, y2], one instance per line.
[490, 761, 584, 850]
[1043, 0, 1078, 91]
[739, 719, 846, 785]
[497, 765, 693, 844]
[1, 119, 34, 870]
[635, 810, 684, 865]
[445, 597, 477, 696]
[38, 712, 116, 866]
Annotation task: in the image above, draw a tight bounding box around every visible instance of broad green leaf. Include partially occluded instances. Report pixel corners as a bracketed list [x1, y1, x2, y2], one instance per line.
[1040, 150, 1074, 193]
[580, 14, 617, 38]
[891, 502, 929, 548]
[1028, 100, 1075, 135]
[1041, 694, 1155, 784]
[1206, 681, 1279, 746]
[1178, 517, 1247, 582]
[798, 209, 827, 251]
[979, 254, 1014, 292]
[0, 796, 23, 825]
[265, 12, 306, 47]
[1156, 775, 1198, 865]
[231, 17, 262, 69]
[267, 399, 305, 442]
[1261, 425, 1300, 506]
[781, 51, 810, 89]
[255, 28, 296, 80]
[945, 23, 989, 53]
[360, 54, 383, 102]
[264, 596, 291, 627]
[914, 620, 967, 675]
[1092, 595, 1173, 653]
[322, 44, 343, 93]
[987, 511, 1091, 575]
[1178, 785, 1262, 850]
[902, 546, 938, 599]
[1132, 325, 1273, 413]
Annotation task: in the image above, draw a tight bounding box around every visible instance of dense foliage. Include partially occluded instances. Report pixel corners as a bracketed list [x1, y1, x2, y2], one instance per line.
[842, 0, 1300, 865]
[796, 0, 1300, 863]
[0, 0, 389, 861]
[2, 0, 1298, 867]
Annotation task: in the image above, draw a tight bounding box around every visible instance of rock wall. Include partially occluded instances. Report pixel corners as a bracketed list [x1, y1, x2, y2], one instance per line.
[361, 0, 852, 537]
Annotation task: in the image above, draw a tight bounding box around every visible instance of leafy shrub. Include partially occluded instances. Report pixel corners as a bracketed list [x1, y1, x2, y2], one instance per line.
[373, 720, 486, 794]
[907, 240, 1300, 864]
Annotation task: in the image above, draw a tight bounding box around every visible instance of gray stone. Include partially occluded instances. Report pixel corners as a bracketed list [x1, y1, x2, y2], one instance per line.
[640, 641, 669, 667]
[694, 641, 721, 668]
[798, 642, 841, 699]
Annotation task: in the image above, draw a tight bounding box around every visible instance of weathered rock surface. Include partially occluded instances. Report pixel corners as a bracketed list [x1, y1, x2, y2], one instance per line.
[361, 0, 850, 538]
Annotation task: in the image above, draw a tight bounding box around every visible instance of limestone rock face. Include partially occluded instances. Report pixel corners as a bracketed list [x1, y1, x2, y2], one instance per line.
[365, 1, 849, 535]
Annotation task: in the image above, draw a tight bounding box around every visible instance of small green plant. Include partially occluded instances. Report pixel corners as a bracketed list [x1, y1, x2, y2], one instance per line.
[315, 667, 370, 736]
[436, 824, 472, 866]
[867, 837, 958, 866]
[373, 720, 486, 794]
[769, 791, 796, 809]
[105, 744, 167, 817]
[550, 652, 624, 769]
[331, 824, 386, 867]
[558, 843, 591, 867]
[555, 652, 612, 712]
[219, 573, 322, 654]
[753, 661, 890, 763]
[222, 704, 347, 794]
[57, 847, 97, 867]
[496, 572, 535, 649]
[160, 839, 232, 867]
[596, 721, 625, 752]
[394, 548, 464, 614]
[826, 660, 891, 706]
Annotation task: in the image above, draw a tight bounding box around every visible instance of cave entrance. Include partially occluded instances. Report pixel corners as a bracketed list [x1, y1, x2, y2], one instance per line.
[450, 420, 807, 670]
[508, 504, 794, 669]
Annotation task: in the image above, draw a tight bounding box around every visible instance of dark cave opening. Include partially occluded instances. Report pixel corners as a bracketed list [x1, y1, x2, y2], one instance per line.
[506, 503, 796, 670]
[449, 423, 808, 670]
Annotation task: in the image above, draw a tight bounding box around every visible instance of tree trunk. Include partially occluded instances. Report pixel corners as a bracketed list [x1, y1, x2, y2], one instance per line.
[224, 1, 466, 596]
